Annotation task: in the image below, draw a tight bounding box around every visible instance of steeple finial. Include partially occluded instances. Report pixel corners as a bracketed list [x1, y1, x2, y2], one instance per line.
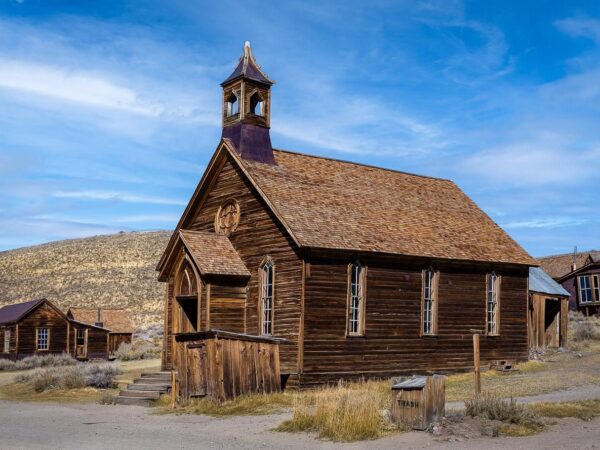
[221, 42, 274, 86]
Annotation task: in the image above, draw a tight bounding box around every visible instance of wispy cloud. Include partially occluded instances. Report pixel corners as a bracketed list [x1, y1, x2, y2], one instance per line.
[0, 58, 163, 116]
[503, 217, 589, 229]
[52, 190, 186, 206]
[555, 16, 600, 43]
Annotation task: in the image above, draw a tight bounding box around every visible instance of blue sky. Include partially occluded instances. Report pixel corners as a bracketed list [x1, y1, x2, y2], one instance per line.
[0, 0, 598, 256]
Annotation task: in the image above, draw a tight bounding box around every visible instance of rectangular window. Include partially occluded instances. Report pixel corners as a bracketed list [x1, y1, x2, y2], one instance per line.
[37, 328, 49, 351]
[347, 262, 366, 335]
[592, 275, 600, 302]
[3, 329, 9, 353]
[76, 329, 86, 346]
[486, 273, 500, 335]
[579, 275, 592, 304]
[422, 269, 439, 335]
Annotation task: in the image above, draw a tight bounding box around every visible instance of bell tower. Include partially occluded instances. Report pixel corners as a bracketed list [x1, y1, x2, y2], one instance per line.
[221, 42, 275, 164]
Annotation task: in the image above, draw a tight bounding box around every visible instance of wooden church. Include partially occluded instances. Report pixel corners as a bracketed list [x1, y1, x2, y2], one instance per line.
[157, 42, 536, 388]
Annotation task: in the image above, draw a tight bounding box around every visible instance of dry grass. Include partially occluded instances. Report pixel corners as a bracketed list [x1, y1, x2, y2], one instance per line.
[531, 400, 600, 421]
[0, 231, 171, 331]
[0, 382, 118, 403]
[276, 381, 403, 442]
[0, 353, 77, 372]
[15, 363, 121, 392]
[166, 392, 294, 417]
[445, 349, 600, 402]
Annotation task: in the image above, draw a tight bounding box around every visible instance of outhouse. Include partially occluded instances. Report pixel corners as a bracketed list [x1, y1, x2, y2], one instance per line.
[391, 375, 445, 430]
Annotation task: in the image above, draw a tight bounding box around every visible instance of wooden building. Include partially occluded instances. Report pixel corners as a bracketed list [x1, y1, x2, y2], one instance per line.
[67, 307, 134, 354]
[528, 267, 569, 349]
[539, 250, 600, 316]
[157, 42, 536, 387]
[0, 299, 109, 361]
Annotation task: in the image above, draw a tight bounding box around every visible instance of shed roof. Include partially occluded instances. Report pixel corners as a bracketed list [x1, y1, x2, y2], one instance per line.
[0, 298, 46, 325]
[529, 267, 570, 297]
[240, 148, 535, 265]
[67, 308, 134, 334]
[180, 230, 250, 277]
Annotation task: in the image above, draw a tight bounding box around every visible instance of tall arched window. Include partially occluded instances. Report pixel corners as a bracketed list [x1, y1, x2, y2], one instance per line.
[486, 272, 500, 335]
[178, 265, 197, 296]
[259, 259, 274, 335]
[347, 261, 366, 335]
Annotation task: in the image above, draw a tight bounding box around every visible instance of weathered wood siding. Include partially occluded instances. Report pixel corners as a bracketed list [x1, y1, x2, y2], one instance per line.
[185, 156, 303, 374]
[208, 280, 246, 333]
[175, 332, 281, 403]
[301, 257, 529, 385]
[86, 327, 109, 359]
[17, 303, 68, 356]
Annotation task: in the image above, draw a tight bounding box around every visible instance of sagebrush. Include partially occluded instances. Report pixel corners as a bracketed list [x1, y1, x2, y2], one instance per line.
[15, 363, 121, 392]
[114, 339, 161, 361]
[0, 353, 77, 372]
[465, 394, 543, 428]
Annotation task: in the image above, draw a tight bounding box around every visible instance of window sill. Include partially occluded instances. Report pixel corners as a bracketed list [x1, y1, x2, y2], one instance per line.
[346, 334, 366, 338]
[486, 334, 500, 337]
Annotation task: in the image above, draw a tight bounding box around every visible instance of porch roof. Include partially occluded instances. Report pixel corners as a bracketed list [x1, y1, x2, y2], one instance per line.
[179, 229, 250, 277]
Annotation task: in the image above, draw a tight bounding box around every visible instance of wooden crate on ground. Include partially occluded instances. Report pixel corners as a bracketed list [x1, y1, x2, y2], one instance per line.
[174, 329, 283, 404]
[391, 375, 445, 430]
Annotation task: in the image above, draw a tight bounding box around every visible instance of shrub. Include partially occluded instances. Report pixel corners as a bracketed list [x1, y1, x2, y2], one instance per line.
[114, 340, 161, 361]
[465, 394, 543, 428]
[531, 400, 600, 421]
[16, 363, 121, 392]
[0, 359, 16, 371]
[0, 353, 77, 372]
[571, 320, 599, 342]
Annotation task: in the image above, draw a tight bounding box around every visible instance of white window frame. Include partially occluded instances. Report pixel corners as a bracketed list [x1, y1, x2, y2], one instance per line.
[592, 275, 599, 303]
[36, 328, 49, 351]
[579, 275, 593, 304]
[3, 328, 9, 353]
[486, 272, 500, 335]
[347, 261, 366, 336]
[422, 268, 439, 336]
[259, 259, 274, 336]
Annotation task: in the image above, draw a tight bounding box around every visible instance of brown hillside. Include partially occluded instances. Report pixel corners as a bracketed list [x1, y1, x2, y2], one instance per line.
[0, 231, 171, 331]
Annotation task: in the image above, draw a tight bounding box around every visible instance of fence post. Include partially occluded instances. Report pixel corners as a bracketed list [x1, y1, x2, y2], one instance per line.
[473, 333, 481, 395]
[171, 370, 177, 409]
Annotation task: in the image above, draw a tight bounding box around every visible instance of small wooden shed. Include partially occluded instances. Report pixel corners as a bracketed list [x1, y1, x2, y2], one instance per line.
[174, 330, 283, 403]
[391, 375, 445, 430]
[528, 267, 570, 349]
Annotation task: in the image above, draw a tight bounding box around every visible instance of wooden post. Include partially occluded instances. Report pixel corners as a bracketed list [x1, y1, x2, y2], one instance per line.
[473, 333, 481, 396]
[171, 370, 177, 409]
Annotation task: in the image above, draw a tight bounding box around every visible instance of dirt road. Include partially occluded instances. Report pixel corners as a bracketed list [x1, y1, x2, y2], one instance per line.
[1, 400, 598, 450]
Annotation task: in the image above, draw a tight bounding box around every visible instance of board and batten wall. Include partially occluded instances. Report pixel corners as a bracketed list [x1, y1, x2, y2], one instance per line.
[300, 256, 529, 386]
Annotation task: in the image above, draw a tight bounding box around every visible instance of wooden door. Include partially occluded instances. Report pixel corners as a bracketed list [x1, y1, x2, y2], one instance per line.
[75, 328, 87, 359]
[186, 344, 208, 398]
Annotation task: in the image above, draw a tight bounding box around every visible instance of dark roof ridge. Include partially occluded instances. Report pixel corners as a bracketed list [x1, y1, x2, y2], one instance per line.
[271, 148, 451, 183]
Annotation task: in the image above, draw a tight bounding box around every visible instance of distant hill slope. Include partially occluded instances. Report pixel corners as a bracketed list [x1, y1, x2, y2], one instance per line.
[0, 231, 172, 331]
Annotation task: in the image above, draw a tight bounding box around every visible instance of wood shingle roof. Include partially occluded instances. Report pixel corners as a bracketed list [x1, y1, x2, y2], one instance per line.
[538, 250, 600, 279]
[68, 308, 134, 334]
[240, 149, 535, 266]
[179, 230, 251, 277]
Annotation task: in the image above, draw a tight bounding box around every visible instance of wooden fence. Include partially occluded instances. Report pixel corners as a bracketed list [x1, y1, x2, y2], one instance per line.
[174, 330, 283, 404]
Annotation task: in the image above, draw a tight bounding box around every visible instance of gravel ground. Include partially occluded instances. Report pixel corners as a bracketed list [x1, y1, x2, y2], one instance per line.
[1, 400, 599, 450]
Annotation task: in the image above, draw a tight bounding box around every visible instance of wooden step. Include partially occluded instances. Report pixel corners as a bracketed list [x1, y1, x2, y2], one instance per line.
[119, 390, 161, 399]
[134, 377, 171, 384]
[140, 374, 171, 380]
[114, 396, 154, 407]
[127, 383, 170, 392]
